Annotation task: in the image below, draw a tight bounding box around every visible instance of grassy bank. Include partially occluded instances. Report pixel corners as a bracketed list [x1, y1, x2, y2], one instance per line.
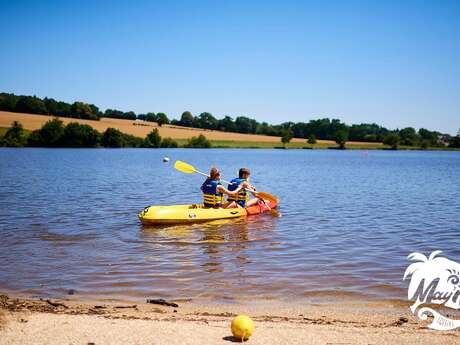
[178, 138, 459, 150]
[204, 140, 374, 149]
[173, 139, 325, 149]
[2, 127, 458, 151]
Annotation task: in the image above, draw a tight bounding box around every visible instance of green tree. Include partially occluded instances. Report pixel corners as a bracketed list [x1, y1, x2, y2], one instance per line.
[235, 116, 257, 133]
[1, 121, 27, 147]
[256, 122, 280, 136]
[383, 132, 400, 150]
[144, 129, 162, 148]
[28, 117, 65, 147]
[399, 127, 419, 146]
[89, 104, 101, 117]
[185, 134, 211, 148]
[70, 102, 99, 120]
[218, 116, 236, 132]
[348, 123, 388, 142]
[123, 111, 136, 120]
[298, 118, 350, 141]
[179, 111, 194, 127]
[363, 134, 378, 142]
[104, 109, 124, 119]
[26, 130, 42, 147]
[197, 112, 218, 130]
[61, 123, 100, 147]
[102, 128, 125, 147]
[0, 93, 20, 111]
[123, 134, 144, 147]
[449, 130, 460, 148]
[307, 134, 317, 144]
[418, 128, 440, 147]
[156, 113, 169, 126]
[335, 130, 348, 149]
[55, 101, 71, 116]
[43, 97, 58, 115]
[248, 118, 259, 134]
[281, 129, 294, 147]
[15, 96, 48, 114]
[145, 112, 157, 122]
[160, 137, 179, 148]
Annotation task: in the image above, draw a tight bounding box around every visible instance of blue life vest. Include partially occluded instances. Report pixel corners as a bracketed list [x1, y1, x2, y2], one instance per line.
[201, 179, 223, 207]
[227, 178, 248, 207]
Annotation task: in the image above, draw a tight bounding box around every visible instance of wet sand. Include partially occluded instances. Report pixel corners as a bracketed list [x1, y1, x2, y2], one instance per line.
[1, 294, 458, 344]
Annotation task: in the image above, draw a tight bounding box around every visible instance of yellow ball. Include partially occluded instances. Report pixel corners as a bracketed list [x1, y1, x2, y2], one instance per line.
[231, 315, 254, 341]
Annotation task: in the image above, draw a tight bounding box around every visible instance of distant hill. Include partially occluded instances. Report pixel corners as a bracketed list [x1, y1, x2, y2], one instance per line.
[0, 111, 382, 147]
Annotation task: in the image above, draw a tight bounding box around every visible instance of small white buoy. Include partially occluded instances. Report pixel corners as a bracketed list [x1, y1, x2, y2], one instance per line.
[163, 157, 170, 163]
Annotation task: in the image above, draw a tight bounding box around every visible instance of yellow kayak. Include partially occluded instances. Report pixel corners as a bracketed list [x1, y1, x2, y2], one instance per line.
[139, 204, 247, 225]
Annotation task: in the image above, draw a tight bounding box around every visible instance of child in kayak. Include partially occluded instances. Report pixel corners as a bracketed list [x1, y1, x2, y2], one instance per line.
[227, 168, 259, 208]
[201, 167, 244, 208]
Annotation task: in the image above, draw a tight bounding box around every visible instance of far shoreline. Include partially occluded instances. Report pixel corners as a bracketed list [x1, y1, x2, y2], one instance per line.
[1, 144, 459, 151]
[3, 111, 459, 151]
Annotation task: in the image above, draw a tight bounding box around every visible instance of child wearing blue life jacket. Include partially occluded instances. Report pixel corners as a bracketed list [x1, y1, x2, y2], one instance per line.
[201, 167, 243, 208]
[227, 168, 259, 208]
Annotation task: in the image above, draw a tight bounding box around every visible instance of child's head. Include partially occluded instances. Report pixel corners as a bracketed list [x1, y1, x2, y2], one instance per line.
[210, 167, 221, 180]
[238, 168, 250, 179]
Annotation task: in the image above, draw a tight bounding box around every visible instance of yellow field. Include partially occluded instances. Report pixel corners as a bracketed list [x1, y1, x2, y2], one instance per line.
[0, 111, 383, 147]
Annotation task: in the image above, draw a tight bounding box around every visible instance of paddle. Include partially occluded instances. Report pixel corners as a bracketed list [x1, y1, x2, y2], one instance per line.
[254, 192, 278, 204]
[174, 160, 235, 185]
[260, 199, 281, 217]
[174, 160, 212, 178]
[174, 160, 280, 216]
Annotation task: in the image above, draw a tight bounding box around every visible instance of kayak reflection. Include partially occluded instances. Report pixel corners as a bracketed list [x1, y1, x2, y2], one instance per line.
[140, 216, 278, 278]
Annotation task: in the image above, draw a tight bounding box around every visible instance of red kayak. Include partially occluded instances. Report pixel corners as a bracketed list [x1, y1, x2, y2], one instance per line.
[245, 199, 278, 215]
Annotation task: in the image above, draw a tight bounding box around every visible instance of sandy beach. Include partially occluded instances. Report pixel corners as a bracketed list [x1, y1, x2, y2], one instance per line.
[0, 294, 458, 345]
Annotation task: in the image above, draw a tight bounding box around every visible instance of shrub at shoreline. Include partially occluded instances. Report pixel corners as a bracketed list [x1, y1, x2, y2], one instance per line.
[184, 134, 212, 148]
[0, 119, 179, 148]
[1, 119, 459, 150]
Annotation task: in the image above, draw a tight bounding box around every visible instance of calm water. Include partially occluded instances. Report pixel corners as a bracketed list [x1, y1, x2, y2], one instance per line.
[0, 148, 459, 303]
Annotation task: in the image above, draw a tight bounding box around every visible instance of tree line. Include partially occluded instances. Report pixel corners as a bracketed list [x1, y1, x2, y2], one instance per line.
[0, 119, 212, 148]
[0, 92, 456, 147]
[0, 93, 102, 120]
[2, 119, 459, 149]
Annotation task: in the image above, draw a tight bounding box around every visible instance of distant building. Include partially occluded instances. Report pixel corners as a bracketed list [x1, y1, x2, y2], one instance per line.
[439, 134, 450, 146]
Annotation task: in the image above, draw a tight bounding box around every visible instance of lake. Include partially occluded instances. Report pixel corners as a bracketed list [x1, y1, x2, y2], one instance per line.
[0, 148, 459, 303]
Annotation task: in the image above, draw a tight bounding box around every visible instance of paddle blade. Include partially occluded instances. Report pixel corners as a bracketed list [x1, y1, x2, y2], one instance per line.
[174, 160, 197, 174]
[268, 208, 282, 217]
[256, 192, 278, 204]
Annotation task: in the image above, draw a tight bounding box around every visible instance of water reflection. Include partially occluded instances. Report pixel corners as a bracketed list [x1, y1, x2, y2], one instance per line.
[140, 216, 275, 275]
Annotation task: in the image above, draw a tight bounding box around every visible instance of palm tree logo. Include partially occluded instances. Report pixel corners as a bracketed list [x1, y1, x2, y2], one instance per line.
[403, 251, 460, 330]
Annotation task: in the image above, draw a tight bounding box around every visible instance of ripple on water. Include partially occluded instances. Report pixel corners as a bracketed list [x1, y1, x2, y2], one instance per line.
[0, 148, 459, 302]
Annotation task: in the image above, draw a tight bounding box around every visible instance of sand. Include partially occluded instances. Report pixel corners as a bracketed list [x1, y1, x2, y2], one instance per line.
[0, 111, 382, 146]
[0, 295, 458, 344]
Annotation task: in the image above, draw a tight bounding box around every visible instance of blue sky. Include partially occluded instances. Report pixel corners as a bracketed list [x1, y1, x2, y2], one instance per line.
[1, 0, 459, 134]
